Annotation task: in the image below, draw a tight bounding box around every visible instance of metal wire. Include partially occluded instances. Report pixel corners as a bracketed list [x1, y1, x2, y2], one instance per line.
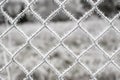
[0, 0, 120, 80]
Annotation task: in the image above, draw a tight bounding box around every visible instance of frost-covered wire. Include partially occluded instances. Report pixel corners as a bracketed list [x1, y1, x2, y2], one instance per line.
[0, 0, 120, 80]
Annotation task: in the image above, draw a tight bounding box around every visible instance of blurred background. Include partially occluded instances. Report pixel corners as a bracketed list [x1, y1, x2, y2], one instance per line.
[0, 0, 120, 80]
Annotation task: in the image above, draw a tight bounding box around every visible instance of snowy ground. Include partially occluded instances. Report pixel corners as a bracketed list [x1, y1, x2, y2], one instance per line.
[0, 18, 120, 80]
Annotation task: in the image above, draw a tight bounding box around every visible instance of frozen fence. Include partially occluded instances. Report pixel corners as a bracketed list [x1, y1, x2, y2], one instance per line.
[0, 0, 120, 80]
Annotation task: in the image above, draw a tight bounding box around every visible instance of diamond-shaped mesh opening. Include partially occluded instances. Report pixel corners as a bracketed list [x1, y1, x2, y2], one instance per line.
[16, 10, 43, 37]
[63, 64, 91, 80]
[49, 9, 71, 22]
[47, 9, 76, 37]
[79, 46, 108, 73]
[0, 62, 26, 80]
[47, 46, 75, 73]
[96, 63, 120, 80]
[64, 0, 92, 19]
[30, 63, 58, 80]
[80, 10, 110, 39]
[1, 28, 26, 54]
[2, 1, 26, 19]
[31, 28, 59, 55]
[31, 0, 59, 20]
[97, 28, 120, 56]
[15, 44, 42, 72]
[98, 0, 120, 19]
[64, 28, 93, 55]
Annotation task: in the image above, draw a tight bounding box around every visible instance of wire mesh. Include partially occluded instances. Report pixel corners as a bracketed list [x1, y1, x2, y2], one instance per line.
[0, 0, 120, 80]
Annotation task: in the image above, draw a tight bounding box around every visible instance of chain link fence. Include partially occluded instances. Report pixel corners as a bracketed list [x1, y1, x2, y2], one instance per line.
[0, 0, 120, 80]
